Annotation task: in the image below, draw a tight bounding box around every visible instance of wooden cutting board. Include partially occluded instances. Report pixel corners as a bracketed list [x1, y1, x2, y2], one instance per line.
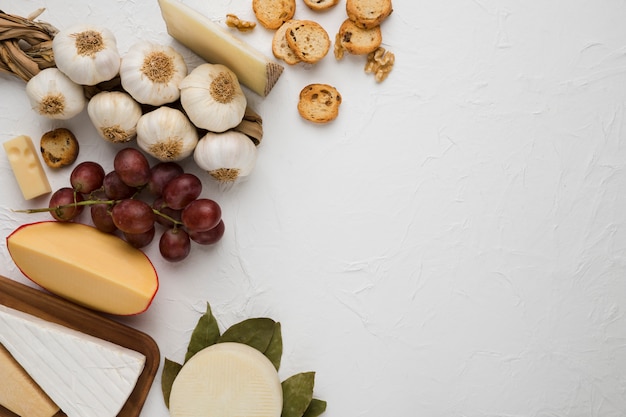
[0, 274, 160, 417]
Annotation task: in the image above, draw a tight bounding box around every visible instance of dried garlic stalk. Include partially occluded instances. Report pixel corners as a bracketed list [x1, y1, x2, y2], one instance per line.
[365, 47, 395, 83]
[0, 8, 58, 82]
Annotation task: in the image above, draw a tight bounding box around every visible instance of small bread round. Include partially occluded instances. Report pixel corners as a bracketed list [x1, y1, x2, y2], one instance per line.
[40, 128, 79, 168]
[272, 20, 301, 65]
[346, 0, 393, 29]
[252, 0, 296, 29]
[337, 18, 382, 55]
[297, 84, 342, 124]
[286, 20, 330, 64]
[303, 0, 340, 11]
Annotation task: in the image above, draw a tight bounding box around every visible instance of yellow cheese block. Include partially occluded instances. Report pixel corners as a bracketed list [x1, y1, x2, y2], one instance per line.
[7, 221, 159, 316]
[2, 135, 51, 200]
[0, 344, 59, 417]
[158, 0, 284, 96]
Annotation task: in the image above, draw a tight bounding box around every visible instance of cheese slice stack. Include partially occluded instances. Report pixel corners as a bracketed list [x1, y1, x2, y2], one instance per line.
[0, 305, 146, 417]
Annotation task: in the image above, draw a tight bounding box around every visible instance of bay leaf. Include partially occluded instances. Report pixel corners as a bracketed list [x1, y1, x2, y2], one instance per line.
[185, 302, 220, 363]
[264, 321, 283, 370]
[302, 399, 327, 417]
[161, 358, 183, 409]
[218, 317, 276, 352]
[281, 371, 315, 417]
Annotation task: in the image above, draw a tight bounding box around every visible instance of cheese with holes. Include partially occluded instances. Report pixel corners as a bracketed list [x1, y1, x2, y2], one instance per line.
[158, 0, 284, 97]
[170, 342, 283, 417]
[3, 135, 51, 200]
[6, 221, 159, 315]
[0, 304, 146, 417]
[0, 344, 59, 417]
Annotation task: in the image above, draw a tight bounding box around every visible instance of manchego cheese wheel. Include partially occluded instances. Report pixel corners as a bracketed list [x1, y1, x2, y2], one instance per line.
[6, 221, 158, 315]
[170, 342, 283, 417]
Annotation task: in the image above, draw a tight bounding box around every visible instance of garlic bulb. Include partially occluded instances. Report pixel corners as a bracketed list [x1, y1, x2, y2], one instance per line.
[193, 131, 257, 182]
[52, 24, 120, 86]
[136, 107, 198, 162]
[87, 91, 142, 143]
[25, 68, 86, 120]
[120, 41, 187, 106]
[180, 63, 247, 133]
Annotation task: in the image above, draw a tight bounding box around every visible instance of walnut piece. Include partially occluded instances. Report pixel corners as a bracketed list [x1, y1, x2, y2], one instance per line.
[225, 14, 256, 32]
[333, 32, 345, 60]
[364, 47, 395, 82]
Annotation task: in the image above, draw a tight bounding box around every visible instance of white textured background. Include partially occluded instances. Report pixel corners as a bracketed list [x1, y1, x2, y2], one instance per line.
[2, 1, 626, 416]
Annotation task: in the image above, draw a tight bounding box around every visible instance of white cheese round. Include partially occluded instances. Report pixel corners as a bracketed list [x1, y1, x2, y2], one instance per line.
[169, 342, 283, 417]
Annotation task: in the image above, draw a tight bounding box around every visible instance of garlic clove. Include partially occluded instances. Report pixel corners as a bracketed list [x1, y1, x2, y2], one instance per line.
[193, 130, 257, 182]
[120, 41, 187, 106]
[87, 91, 142, 143]
[52, 24, 121, 86]
[25, 68, 86, 120]
[136, 106, 199, 162]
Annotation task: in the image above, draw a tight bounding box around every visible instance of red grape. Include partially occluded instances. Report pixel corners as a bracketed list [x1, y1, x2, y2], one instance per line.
[159, 228, 191, 262]
[147, 162, 184, 196]
[162, 173, 202, 210]
[189, 219, 225, 245]
[70, 161, 105, 194]
[181, 198, 221, 232]
[49, 187, 84, 222]
[114, 148, 151, 187]
[124, 227, 156, 248]
[90, 202, 117, 233]
[103, 171, 136, 200]
[111, 199, 155, 234]
[152, 197, 182, 228]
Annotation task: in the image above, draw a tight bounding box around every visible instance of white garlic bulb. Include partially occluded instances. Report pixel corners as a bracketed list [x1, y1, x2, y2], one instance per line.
[87, 91, 142, 143]
[25, 68, 86, 120]
[136, 107, 198, 162]
[180, 63, 247, 133]
[52, 24, 121, 86]
[120, 41, 187, 106]
[193, 131, 257, 182]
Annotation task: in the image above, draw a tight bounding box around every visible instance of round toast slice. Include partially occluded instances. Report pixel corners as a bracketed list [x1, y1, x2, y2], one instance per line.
[303, 0, 340, 11]
[337, 18, 382, 55]
[272, 20, 301, 65]
[286, 20, 330, 64]
[252, 0, 296, 29]
[346, 0, 393, 29]
[297, 83, 342, 124]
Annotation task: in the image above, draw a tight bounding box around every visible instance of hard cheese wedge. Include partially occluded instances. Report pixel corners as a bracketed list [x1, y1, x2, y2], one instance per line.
[170, 342, 283, 417]
[0, 344, 59, 417]
[158, 0, 284, 96]
[3, 135, 51, 200]
[0, 304, 146, 417]
[6, 221, 159, 315]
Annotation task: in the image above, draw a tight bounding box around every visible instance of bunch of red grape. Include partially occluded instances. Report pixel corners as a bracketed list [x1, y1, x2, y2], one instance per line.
[47, 147, 224, 262]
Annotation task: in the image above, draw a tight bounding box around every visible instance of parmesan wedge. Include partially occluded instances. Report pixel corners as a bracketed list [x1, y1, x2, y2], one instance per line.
[158, 0, 284, 97]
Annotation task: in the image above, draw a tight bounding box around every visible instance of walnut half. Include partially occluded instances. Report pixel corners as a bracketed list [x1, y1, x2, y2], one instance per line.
[225, 14, 256, 32]
[364, 47, 395, 82]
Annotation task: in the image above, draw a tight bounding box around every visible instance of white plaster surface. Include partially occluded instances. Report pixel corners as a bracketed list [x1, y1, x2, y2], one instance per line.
[1, 1, 626, 416]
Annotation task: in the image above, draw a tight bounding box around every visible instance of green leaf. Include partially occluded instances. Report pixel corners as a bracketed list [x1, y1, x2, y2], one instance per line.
[281, 371, 315, 417]
[303, 399, 327, 417]
[218, 317, 276, 352]
[161, 358, 183, 409]
[264, 321, 283, 370]
[184, 302, 220, 363]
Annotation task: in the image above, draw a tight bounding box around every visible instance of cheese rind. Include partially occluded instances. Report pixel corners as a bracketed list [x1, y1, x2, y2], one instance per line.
[2, 135, 51, 200]
[6, 221, 159, 315]
[170, 342, 283, 417]
[158, 0, 284, 96]
[0, 344, 59, 417]
[0, 304, 146, 417]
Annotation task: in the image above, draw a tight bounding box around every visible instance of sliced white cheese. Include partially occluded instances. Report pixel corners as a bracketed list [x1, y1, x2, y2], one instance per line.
[170, 342, 283, 417]
[0, 344, 59, 417]
[0, 305, 146, 417]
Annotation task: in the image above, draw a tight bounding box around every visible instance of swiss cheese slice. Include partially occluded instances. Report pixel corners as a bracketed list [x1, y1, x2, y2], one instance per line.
[0, 344, 59, 417]
[2, 135, 51, 200]
[170, 342, 283, 417]
[0, 304, 146, 417]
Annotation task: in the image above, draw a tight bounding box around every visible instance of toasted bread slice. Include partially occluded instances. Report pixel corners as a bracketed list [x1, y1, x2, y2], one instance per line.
[303, 0, 340, 11]
[346, 0, 393, 29]
[297, 83, 342, 123]
[272, 20, 301, 65]
[286, 20, 330, 64]
[253, 0, 296, 29]
[337, 18, 382, 55]
[40, 128, 79, 168]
